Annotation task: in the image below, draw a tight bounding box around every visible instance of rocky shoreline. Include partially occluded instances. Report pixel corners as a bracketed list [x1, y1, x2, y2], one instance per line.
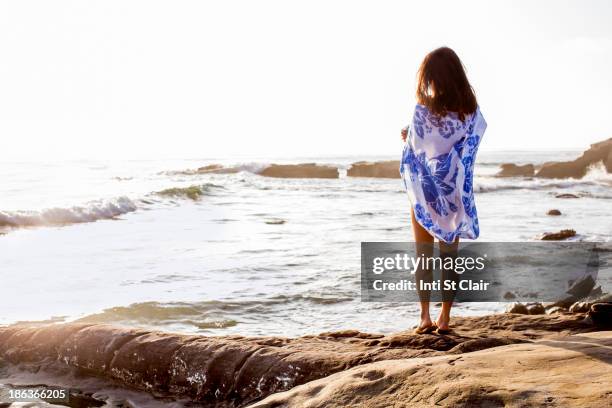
[251, 330, 612, 407]
[155, 138, 612, 181]
[497, 137, 612, 178]
[1, 311, 610, 407]
[163, 138, 612, 180]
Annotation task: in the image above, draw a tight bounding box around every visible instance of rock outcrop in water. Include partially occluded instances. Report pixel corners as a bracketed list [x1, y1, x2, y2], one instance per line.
[165, 163, 341, 178]
[258, 164, 339, 179]
[535, 137, 612, 179]
[494, 138, 612, 179]
[347, 161, 400, 178]
[0, 313, 599, 407]
[165, 164, 241, 175]
[496, 163, 535, 177]
[539, 229, 576, 240]
[196, 164, 241, 174]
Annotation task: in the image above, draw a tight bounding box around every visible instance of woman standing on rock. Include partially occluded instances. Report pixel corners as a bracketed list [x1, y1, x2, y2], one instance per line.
[400, 47, 487, 335]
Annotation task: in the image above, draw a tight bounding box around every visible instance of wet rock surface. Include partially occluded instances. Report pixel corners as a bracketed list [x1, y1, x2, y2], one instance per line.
[526, 303, 546, 315]
[0, 313, 599, 407]
[589, 303, 612, 328]
[505, 302, 528, 314]
[539, 229, 576, 240]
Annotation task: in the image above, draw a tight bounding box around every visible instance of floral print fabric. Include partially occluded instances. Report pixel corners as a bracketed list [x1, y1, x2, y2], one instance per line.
[400, 104, 487, 243]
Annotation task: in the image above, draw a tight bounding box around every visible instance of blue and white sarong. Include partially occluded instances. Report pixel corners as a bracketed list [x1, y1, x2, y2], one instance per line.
[400, 104, 487, 243]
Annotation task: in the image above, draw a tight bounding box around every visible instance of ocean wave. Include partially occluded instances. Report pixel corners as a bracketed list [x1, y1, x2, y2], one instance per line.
[0, 183, 226, 232]
[163, 162, 267, 176]
[474, 175, 611, 194]
[0, 197, 137, 229]
[73, 300, 252, 332]
[74, 295, 354, 332]
[155, 183, 220, 200]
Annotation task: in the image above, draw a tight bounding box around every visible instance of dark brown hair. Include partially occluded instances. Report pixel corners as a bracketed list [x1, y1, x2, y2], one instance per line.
[416, 47, 477, 121]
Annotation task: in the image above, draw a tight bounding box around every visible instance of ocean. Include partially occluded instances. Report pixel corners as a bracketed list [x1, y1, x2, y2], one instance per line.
[1, 151, 611, 337]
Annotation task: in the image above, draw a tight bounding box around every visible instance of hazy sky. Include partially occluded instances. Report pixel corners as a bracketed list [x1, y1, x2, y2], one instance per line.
[1, 0, 611, 160]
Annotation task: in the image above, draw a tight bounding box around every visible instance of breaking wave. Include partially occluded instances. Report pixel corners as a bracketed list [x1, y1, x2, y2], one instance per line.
[475, 169, 612, 193]
[0, 197, 137, 229]
[0, 183, 225, 232]
[74, 295, 354, 332]
[155, 183, 223, 200]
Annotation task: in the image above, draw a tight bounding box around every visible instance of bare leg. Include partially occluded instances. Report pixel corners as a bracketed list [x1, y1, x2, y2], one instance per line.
[411, 208, 434, 330]
[437, 237, 459, 331]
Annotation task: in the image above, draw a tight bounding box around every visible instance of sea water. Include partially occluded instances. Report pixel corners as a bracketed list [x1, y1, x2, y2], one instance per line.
[1, 151, 611, 336]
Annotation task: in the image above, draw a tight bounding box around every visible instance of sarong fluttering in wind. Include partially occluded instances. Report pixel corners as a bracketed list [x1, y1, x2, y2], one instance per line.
[400, 104, 487, 243]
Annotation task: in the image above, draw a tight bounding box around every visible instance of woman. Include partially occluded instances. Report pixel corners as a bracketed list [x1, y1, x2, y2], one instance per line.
[400, 47, 487, 335]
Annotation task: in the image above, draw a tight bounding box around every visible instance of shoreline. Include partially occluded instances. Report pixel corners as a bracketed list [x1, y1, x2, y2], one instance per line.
[1, 311, 610, 407]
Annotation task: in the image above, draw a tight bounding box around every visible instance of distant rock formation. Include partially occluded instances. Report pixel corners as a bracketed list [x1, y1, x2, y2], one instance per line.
[196, 164, 240, 174]
[0, 314, 597, 407]
[164, 164, 240, 176]
[167, 163, 342, 178]
[347, 161, 400, 178]
[496, 163, 535, 177]
[536, 138, 612, 179]
[494, 138, 612, 179]
[605, 148, 612, 173]
[258, 164, 339, 179]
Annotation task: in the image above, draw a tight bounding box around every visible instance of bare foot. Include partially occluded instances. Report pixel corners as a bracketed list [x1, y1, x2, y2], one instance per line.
[414, 317, 436, 334]
[435, 316, 450, 331]
[418, 317, 433, 330]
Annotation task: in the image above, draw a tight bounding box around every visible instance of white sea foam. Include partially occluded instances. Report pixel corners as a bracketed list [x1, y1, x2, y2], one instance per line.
[475, 163, 612, 193]
[236, 162, 269, 174]
[0, 196, 137, 228]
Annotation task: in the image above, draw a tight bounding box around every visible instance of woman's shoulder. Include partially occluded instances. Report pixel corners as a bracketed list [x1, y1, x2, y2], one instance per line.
[414, 103, 429, 112]
[412, 104, 458, 125]
[413, 103, 460, 119]
[413, 103, 434, 120]
[415, 103, 482, 117]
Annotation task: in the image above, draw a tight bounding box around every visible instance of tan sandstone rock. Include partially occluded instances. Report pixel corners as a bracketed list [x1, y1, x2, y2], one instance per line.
[249, 331, 612, 408]
[0, 314, 598, 407]
[536, 138, 612, 179]
[258, 164, 339, 179]
[347, 161, 400, 179]
[496, 163, 535, 177]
